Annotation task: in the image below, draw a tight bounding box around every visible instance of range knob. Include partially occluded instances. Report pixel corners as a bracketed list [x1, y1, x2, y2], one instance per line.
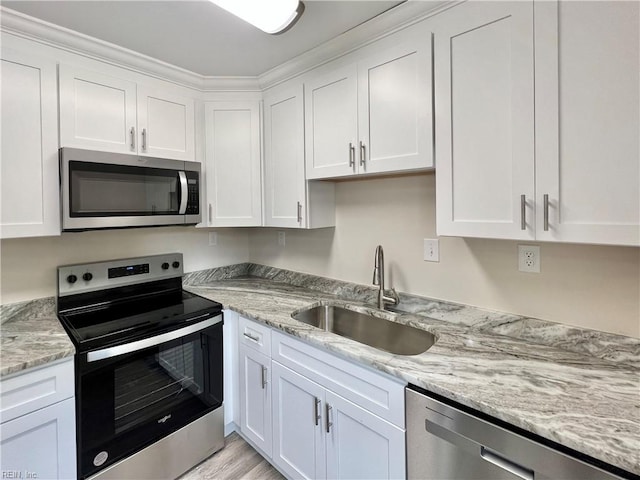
[161, 262, 170, 270]
[172, 261, 180, 269]
[67, 274, 78, 284]
[82, 272, 93, 282]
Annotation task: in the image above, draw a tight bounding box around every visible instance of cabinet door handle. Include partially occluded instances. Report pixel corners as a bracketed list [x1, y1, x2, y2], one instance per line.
[243, 332, 259, 343]
[130, 127, 136, 150]
[142, 128, 147, 151]
[314, 397, 321, 426]
[543, 194, 550, 231]
[208, 203, 213, 224]
[325, 403, 333, 433]
[520, 194, 526, 231]
[359, 141, 366, 167]
[261, 365, 268, 389]
[297, 201, 302, 223]
[349, 143, 355, 168]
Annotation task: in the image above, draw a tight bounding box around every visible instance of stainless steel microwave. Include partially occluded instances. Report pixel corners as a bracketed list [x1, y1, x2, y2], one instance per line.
[60, 148, 201, 231]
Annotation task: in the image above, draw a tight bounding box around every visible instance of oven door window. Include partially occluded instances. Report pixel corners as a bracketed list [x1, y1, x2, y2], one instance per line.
[69, 161, 181, 217]
[78, 322, 222, 478]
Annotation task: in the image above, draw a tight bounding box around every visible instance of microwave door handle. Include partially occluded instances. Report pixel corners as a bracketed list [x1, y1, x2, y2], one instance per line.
[86, 314, 222, 362]
[178, 171, 188, 214]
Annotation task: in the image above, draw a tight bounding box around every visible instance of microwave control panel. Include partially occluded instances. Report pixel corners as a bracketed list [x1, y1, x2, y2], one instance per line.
[186, 171, 199, 215]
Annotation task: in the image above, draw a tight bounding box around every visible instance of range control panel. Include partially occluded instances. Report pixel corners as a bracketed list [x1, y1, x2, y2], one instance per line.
[57, 253, 183, 297]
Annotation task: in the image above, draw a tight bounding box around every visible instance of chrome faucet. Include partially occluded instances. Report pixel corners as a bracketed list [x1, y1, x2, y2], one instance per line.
[372, 245, 400, 310]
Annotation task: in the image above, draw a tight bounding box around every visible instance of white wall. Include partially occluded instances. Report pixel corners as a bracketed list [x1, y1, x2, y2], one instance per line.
[0, 227, 249, 304]
[249, 174, 640, 338]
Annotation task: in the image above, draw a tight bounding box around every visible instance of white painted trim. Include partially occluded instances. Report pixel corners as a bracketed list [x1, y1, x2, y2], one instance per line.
[1, 2, 459, 93]
[258, 0, 461, 90]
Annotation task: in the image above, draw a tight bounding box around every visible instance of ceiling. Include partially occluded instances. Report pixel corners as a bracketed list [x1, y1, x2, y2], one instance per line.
[2, 1, 405, 76]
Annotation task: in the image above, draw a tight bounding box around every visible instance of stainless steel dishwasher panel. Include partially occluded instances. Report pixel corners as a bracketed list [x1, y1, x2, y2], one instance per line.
[406, 387, 629, 480]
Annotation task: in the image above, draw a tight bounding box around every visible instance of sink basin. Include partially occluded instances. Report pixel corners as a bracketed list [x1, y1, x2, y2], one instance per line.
[292, 304, 436, 356]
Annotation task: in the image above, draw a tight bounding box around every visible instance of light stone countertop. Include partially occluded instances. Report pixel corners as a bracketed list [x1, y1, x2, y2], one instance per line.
[1, 265, 638, 476]
[183, 276, 640, 477]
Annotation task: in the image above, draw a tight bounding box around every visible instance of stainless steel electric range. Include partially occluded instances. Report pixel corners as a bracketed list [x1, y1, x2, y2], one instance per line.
[57, 253, 224, 480]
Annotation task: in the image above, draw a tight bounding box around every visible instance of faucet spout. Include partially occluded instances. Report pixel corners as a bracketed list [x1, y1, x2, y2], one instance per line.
[372, 245, 399, 310]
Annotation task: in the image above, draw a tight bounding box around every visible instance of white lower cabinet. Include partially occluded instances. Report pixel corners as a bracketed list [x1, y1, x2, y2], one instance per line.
[272, 361, 405, 480]
[0, 358, 76, 480]
[238, 315, 406, 480]
[239, 344, 273, 457]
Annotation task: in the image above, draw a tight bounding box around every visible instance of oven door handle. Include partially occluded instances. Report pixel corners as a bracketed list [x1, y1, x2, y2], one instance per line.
[86, 314, 222, 362]
[178, 171, 188, 215]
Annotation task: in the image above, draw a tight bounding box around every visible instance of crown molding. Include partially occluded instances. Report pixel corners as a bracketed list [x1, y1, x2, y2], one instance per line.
[258, 0, 459, 90]
[1, 2, 459, 94]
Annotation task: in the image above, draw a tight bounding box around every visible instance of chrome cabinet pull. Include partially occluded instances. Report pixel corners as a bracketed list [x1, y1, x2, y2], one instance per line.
[520, 194, 526, 231]
[359, 141, 366, 167]
[243, 332, 259, 343]
[297, 201, 302, 223]
[543, 194, 550, 231]
[314, 398, 321, 426]
[142, 128, 147, 151]
[130, 127, 136, 150]
[208, 203, 213, 224]
[325, 403, 333, 433]
[348, 143, 355, 168]
[480, 447, 534, 480]
[261, 365, 268, 389]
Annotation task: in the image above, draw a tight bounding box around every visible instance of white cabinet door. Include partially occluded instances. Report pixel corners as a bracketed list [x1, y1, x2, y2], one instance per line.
[358, 36, 433, 174]
[59, 65, 137, 154]
[434, 1, 535, 240]
[272, 362, 326, 480]
[1, 48, 60, 238]
[325, 390, 405, 480]
[535, 0, 639, 246]
[204, 101, 262, 226]
[239, 345, 272, 457]
[0, 397, 76, 480]
[305, 64, 358, 179]
[137, 86, 195, 161]
[264, 84, 306, 228]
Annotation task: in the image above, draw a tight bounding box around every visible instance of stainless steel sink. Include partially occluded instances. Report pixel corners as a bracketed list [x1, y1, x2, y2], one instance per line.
[292, 304, 436, 356]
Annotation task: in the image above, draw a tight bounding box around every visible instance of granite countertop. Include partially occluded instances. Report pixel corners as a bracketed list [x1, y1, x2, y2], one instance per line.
[183, 274, 640, 477]
[1, 264, 638, 476]
[0, 297, 75, 377]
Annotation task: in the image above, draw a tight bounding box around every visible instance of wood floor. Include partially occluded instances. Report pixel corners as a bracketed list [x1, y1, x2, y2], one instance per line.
[179, 432, 284, 480]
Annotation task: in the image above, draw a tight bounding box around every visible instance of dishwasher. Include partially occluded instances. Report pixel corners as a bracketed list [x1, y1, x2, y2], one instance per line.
[406, 385, 636, 480]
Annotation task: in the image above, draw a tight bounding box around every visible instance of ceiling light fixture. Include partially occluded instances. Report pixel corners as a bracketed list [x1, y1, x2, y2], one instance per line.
[210, 0, 305, 35]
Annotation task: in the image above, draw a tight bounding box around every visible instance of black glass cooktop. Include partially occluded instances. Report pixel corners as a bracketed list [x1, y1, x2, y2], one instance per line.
[58, 280, 222, 352]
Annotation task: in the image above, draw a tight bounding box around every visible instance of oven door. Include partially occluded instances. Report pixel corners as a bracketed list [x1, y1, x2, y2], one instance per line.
[76, 316, 222, 479]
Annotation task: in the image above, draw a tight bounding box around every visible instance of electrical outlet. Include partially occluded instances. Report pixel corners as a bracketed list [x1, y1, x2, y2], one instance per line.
[518, 245, 540, 273]
[208, 232, 218, 246]
[423, 238, 439, 262]
[278, 231, 286, 247]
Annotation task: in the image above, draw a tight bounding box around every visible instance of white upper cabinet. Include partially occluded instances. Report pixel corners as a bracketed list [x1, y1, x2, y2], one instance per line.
[264, 83, 308, 228]
[436, 0, 639, 246]
[204, 101, 262, 227]
[357, 38, 432, 175]
[434, 1, 536, 241]
[305, 26, 433, 180]
[1, 48, 60, 238]
[137, 86, 195, 160]
[59, 65, 195, 160]
[534, 0, 639, 246]
[305, 64, 359, 179]
[263, 82, 335, 229]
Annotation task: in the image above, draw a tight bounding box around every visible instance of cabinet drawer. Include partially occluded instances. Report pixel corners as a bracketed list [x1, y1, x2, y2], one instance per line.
[1, 358, 74, 424]
[239, 316, 271, 355]
[271, 331, 406, 428]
